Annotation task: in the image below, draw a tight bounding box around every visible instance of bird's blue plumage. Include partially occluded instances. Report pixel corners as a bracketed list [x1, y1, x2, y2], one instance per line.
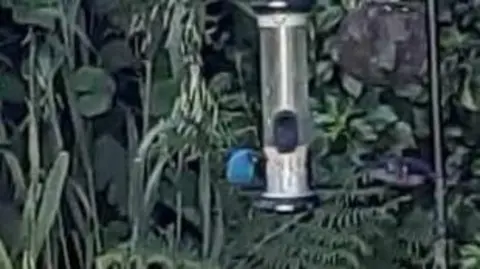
[226, 148, 257, 185]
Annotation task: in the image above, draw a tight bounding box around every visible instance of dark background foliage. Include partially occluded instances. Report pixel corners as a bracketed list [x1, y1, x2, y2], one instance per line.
[0, 0, 480, 268]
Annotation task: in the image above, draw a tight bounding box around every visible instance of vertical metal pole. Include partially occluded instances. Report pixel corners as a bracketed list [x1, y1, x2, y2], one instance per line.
[426, 0, 448, 267]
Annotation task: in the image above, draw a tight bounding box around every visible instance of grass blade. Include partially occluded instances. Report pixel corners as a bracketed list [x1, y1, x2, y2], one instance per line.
[0, 239, 13, 269]
[34, 151, 70, 259]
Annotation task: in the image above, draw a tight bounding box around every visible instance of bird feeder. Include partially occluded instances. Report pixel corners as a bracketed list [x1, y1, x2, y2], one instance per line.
[250, 0, 318, 213]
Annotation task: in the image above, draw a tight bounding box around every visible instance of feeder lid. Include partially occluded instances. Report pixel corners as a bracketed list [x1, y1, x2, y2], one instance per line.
[254, 195, 319, 213]
[250, 0, 315, 13]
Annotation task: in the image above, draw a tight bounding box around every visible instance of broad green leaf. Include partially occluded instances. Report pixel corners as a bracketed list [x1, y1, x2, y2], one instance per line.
[70, 66, 116, 118]
[34, 151, 70, 260]
[12, 7, 60, 30]
[99, 40, 135, 72]
[77, 94, 113, 118]
[93, 135, 127, 191]
[149, 79, 179, 117]
[93, 135, 127, 210]
[0, 71, 26, 103]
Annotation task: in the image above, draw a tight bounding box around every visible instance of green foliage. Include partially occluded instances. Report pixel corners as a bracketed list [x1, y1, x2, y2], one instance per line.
[69, 66, 116, 118]
[0, 0, 480, 268]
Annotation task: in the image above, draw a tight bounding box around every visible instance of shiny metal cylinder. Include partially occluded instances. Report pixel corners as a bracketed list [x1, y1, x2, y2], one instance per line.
[257, 13, 314, 201]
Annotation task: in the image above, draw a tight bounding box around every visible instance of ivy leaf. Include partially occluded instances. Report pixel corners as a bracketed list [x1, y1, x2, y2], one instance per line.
[69, 66, 116, 118]
[394, 84, 424, 100]
[412, 107, 430, 138]
[311, 131, 330, 157]
[350, 118, 377, 141]
[341, 73, 363, 98]
[460, 62, 480, 111]
[314, 6, 344, 33]
[390, 121, 416, 150]
[365, 105, 398, 130]
[208, 72, 232, 93]
[445, 146, 469, 180]
[313, 112, 336, 126]
[315, 61, 334, 82]
[0, 71, 26, 103]
[471, 157, 480, 177]
[460, 82, 480, 111]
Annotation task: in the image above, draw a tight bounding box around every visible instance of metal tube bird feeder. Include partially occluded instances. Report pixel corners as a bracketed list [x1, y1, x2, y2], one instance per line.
[247, 0, 318, 213]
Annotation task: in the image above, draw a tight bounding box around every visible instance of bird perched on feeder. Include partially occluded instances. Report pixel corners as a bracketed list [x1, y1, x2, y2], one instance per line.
[225, 147, 261, 186]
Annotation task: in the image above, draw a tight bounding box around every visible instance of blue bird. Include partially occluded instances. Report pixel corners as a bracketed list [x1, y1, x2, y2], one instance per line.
[225, 148, 259, 185]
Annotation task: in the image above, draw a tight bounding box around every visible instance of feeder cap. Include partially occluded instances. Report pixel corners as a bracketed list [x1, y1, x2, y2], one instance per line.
[250, 0, 315, 14]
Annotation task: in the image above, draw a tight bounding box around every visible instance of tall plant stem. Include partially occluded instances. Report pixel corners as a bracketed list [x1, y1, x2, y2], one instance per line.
[425, 0, 448, 268]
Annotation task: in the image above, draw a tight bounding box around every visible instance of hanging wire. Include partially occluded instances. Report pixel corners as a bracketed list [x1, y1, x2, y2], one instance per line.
[425, 0, 448, 267]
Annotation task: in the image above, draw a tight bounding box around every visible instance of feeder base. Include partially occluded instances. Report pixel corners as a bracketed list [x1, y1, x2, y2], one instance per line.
[253, 195, 318, 213]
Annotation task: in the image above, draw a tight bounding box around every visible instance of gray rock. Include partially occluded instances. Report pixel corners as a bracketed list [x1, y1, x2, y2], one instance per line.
[332, 1, 427, 87]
